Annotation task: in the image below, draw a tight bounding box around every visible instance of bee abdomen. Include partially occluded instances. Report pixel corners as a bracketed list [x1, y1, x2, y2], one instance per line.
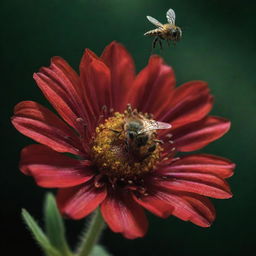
[144, 29, 162, 36]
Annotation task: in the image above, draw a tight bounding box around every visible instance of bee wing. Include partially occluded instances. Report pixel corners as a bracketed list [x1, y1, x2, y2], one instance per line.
[138, 121, 172, 134]
[146, 16, 163, 27]
[166, 8, 176, 25]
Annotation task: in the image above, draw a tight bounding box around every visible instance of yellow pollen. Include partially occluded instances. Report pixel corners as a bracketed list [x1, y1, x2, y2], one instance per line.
[91, 110, 162, 179]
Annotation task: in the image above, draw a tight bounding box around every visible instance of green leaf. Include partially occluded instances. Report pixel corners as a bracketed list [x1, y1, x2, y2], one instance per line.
[90, 245, 112, 256]
[44, 193, 72, 256]
[21, 208, 61, 256]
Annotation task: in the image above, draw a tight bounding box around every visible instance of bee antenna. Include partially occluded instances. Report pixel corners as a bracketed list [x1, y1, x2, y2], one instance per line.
[126, 104, 133, 115]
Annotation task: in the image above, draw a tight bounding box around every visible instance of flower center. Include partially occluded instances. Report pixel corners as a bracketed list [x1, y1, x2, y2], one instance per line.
[91, 107, 163, 180]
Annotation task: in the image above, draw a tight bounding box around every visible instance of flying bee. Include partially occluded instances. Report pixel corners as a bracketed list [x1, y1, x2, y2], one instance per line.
[144, 8, 182, 49]
[124, 116, 171, 157]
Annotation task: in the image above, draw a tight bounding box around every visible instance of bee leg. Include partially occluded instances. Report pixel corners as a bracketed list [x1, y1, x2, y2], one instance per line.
[159, 39, 163, 50]
[152, 37, 158, 49]
[124, 140, 130, 153]
[108, 128, 122, 137]
[153, 139, 164, 144]
[148, 144, 156, 153]
[126, 103, 133, 114]
[167, 39, 171, 47]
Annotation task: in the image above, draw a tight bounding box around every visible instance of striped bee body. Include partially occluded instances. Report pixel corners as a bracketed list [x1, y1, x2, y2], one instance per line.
[144, 28, 165, 37]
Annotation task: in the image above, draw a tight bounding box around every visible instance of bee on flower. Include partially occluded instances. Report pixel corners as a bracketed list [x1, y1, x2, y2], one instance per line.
[12, 42, 234, 239]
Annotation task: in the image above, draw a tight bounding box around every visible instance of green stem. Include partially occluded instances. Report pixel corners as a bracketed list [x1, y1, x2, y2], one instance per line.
[77, 208, 105, 256]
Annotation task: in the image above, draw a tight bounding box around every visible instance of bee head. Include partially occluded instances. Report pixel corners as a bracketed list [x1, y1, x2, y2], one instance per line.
[127, 120, 143, 133]
[126, 121, 149, 147]
[170, 28, 177, 36]
[128, 131, 137, 140]
[171, 27, 182, 40]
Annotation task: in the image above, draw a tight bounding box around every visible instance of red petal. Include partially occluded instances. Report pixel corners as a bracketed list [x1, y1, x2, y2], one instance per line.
[181, 194, 216, 224]
[160, 92, 213, 129]
[12, 101, 83, 155]
[132, 193, 172, 218]
[154, 189, 215, 227]
[155, 173, 232, 199]
[50, 57, 82, 95]
[34, 57, 87, 133]
[128, 55, 175, 116]
[80, 49, 112, 117]
[168, 81, 209, 107]
[101, 41, 135, 111]
[20, 144, 93, 188]
[173, 116, 231, 151]
[159, 154, 235, 178]
[101, 191, 148, 239]
[57, 182, 107, 219]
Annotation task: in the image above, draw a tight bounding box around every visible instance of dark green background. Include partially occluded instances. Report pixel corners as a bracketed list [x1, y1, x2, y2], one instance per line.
[1, 0, 255, 255]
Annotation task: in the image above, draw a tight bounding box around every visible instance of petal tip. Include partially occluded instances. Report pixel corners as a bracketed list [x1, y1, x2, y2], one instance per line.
[101, 41, 131, 59]
[51, 56, 64, 63]
[149, 54, 164, 64]
[82, 48, 100, 63]
[107, 40, 124, 49]
[33, 72, 40, 81]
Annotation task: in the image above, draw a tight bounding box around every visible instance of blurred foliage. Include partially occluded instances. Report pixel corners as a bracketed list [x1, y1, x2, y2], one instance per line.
[1, 0, 256, 255]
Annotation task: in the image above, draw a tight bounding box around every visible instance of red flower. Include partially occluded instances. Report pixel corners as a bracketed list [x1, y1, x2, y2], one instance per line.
[12, 41, 235, 239]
